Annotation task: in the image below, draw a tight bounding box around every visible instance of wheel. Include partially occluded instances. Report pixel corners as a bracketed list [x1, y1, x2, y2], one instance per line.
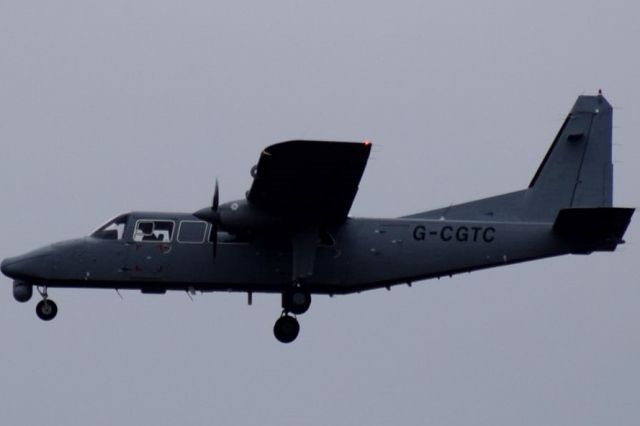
[273, 315, 300, 343]
[283, 290, 311, 315]
[36, 299, 58, 321]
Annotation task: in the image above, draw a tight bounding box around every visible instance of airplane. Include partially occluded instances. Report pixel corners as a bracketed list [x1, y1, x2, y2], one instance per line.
[1, 93, 634, 343]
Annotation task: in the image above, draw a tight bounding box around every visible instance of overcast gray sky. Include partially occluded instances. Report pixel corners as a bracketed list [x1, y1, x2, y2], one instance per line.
[1, 1, 638, 425]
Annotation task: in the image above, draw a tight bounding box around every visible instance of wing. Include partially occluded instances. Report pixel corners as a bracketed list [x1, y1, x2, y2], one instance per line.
[247, 140, 371, 224]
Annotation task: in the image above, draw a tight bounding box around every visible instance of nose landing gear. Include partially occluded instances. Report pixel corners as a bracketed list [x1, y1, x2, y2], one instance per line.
[35, 286, 58, 321]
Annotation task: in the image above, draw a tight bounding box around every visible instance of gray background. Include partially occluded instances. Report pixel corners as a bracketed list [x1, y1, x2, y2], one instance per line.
[1, 1, 638, 425]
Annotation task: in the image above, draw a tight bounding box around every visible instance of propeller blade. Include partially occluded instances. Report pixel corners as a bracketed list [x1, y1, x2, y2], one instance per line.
[195, 179, 221, 260]
[213, 179, 219, 211]
[211, 221, 218, 259]
[194, 179, 220, 223]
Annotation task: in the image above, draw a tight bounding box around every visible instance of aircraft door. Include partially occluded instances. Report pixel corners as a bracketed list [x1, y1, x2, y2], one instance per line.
[125, 219, 175, 281]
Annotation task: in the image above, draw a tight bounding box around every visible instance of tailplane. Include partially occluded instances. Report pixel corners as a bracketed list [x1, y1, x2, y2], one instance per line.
[553, 207, 634, 252]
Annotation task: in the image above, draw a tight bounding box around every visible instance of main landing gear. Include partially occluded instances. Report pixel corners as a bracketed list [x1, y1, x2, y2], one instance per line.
[273, 314, 300, 343]
[35, 286, 58, 321]
[273, 287, 311, 343]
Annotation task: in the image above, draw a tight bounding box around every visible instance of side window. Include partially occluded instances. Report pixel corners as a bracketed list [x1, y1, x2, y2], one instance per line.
[133, 220, 175, 243]
[178, 221, 207, 243]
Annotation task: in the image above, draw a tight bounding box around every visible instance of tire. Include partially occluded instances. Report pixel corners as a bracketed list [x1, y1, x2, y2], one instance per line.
[273, 315, 300, 343]
[36, 299, 58, 321]
[283, 290, 311, 315]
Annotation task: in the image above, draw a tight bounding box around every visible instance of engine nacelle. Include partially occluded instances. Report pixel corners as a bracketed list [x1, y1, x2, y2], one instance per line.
[13, 280, 33, 303]
[218, 200, 290, 233]
[195, 198, 316, 236]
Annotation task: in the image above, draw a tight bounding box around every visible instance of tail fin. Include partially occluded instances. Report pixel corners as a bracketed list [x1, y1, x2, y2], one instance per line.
[404, 94, 622, 223]
[524, 94, 613, 220]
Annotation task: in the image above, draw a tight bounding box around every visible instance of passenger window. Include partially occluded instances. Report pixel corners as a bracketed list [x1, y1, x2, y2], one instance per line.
[178, 221, 207, 243]
[133, 220, 175, 242]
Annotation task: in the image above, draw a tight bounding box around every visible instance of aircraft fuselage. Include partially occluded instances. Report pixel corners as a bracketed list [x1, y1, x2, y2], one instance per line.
[2, 211, 574, 295]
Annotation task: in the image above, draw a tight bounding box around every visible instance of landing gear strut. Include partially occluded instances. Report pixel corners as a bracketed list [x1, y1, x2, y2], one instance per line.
[35, 287, 57, 321]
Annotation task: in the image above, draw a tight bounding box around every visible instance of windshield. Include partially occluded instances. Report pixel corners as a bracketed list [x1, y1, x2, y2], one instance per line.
[91, 214, 129, 240]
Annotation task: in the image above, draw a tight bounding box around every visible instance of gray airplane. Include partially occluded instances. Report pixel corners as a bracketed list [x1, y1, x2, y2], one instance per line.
[1, 94, 634, 343]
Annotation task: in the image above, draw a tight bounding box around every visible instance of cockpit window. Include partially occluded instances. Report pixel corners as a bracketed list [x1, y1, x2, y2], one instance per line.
[133, 220, 175, 243]
[91, 214, 128, 240]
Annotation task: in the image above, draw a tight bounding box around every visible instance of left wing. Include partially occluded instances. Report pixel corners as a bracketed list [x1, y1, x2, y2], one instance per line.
[247, 140, 371, 224]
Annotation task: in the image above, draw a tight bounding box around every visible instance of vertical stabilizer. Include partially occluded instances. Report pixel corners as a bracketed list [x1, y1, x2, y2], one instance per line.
[524, 94, 613, 220]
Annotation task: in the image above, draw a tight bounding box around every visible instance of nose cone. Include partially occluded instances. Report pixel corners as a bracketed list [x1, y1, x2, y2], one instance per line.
[1, 247, 53, 280]
[1, 256, 26, 279]
[1, 257, 15, 277]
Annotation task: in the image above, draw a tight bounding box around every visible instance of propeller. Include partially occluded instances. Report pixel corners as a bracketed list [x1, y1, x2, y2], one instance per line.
[211, 180, 219, 258]
[194, 179, 221, 259]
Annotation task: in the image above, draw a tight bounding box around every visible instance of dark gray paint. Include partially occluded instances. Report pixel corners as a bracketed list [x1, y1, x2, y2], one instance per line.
[1, 95, 632, 341]
[1, 215, 567, 292]
[1, 1, 638, 422]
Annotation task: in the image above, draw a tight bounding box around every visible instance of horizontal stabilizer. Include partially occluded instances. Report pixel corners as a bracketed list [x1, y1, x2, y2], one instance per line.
[553, 207, 634, 251]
